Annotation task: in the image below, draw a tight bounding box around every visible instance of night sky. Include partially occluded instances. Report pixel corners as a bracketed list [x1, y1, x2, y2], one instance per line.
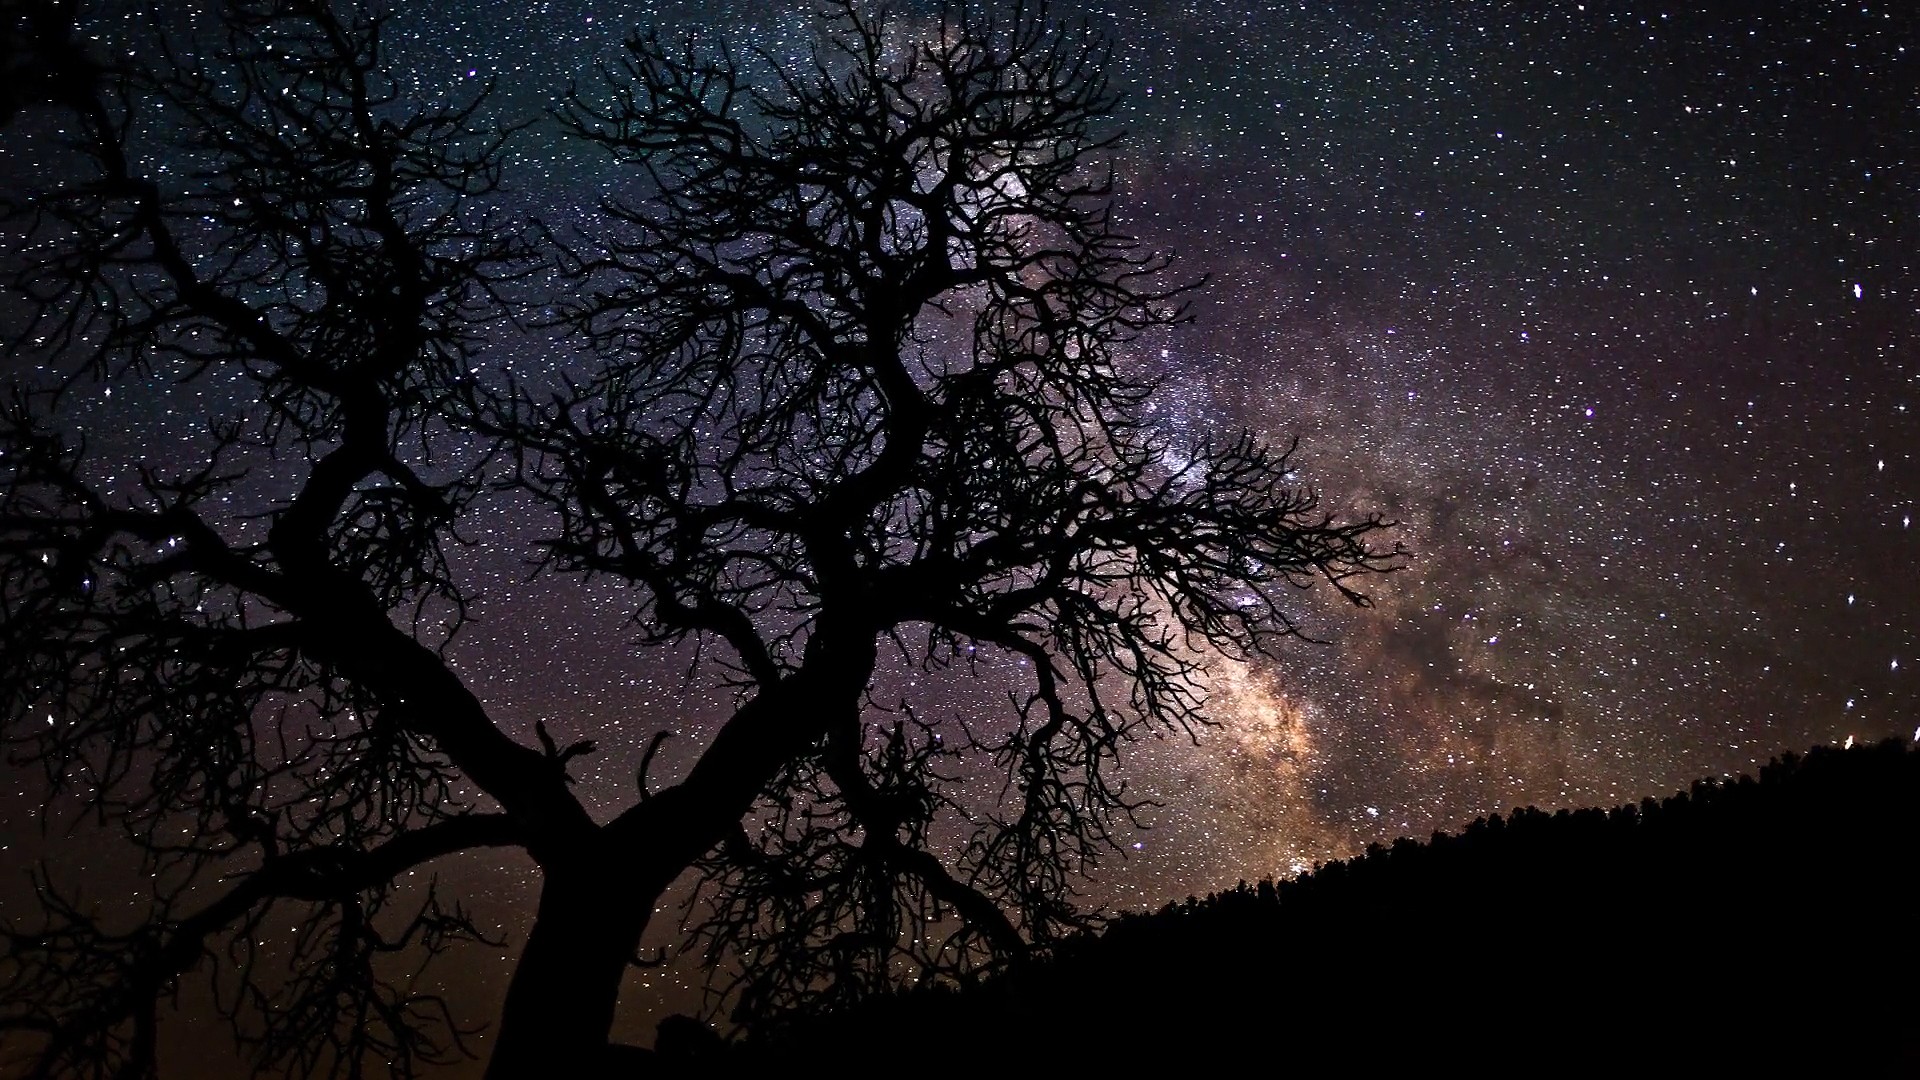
[6, 0, 1918, 1065]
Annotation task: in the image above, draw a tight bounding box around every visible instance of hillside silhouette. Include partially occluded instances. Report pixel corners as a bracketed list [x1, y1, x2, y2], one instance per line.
[682, 738, 1919, 1073]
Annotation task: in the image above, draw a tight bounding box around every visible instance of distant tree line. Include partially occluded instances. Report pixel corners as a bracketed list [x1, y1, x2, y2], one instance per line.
[691, 737, 1920, 1073]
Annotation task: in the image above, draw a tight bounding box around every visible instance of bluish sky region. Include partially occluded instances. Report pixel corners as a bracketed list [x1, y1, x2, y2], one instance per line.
[4, 0, 1916, 1064]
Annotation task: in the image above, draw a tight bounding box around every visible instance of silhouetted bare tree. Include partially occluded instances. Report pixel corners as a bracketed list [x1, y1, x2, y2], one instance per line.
[0, 1, 1394, 1077]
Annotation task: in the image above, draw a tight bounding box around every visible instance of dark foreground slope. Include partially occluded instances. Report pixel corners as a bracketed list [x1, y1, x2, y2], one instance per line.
[693, 739, 1920, 1074]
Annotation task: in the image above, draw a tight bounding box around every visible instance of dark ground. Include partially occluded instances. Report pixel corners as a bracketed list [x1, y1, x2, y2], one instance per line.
[677, 738, 1919, 1074]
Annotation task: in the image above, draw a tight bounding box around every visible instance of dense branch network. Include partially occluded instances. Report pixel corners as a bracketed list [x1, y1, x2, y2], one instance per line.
[514, 0, 1397, 1028]
[0, 1, 1396, 1076]
[2, 2, 548, 1075]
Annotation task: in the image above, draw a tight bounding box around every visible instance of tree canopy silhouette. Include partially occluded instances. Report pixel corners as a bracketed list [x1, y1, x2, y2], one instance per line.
[0, 1, 1395, 1076]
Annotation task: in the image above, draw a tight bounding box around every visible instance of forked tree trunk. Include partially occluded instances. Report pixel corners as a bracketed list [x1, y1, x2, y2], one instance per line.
[483, 634, 881, 1077]
[484, 860, 657, 1079]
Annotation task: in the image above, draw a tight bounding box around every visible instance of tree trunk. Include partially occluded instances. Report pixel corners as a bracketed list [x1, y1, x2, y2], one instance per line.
[485, 632, 881, 1077]
[485, 860, 657, 1080]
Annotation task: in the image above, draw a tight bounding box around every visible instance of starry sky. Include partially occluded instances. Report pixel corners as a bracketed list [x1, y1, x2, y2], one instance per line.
[5, 0, 1918, 1065]
[405, 0, 1920, 889]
